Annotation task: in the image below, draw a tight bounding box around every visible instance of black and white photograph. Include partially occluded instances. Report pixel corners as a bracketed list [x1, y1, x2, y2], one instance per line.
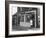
[12, 7, 40, 31]
[5, 1, 45, 37]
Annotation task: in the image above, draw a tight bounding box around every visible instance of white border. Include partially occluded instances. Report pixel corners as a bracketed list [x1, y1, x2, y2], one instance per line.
[9, 4, 43, 35]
